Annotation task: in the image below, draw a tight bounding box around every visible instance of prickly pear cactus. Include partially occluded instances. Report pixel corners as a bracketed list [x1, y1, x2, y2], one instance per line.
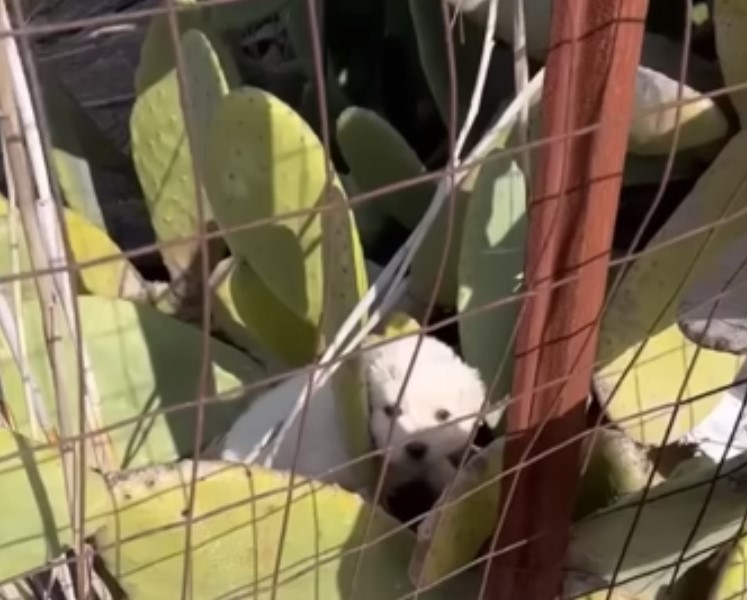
[320, 184, 372, 487]
[567, 452, 747, 599]
[707, 533, 747, 599]
[458, 145, 526, 411]
[211, 256, 318, 366]
[38, 66, 129, 231]
[378, 311, 423, 339]
[134, 0, 241, 95]
[630, 65, 728, 155]
[0, 430, 110, 583]
[337, 106, 433, 230]
[409, 436, 504, 589]
[336, 104, 469, 307]
[0, 195, 146, 301]
[205, 87, 371, 467]
[595, 131, 747, 445]
[409, 0, 508, 128]
[205, 86, 366, 336]
[91, 461, 478, 600]
[0, 296, 263, 470]
[131, 26, 229, 282]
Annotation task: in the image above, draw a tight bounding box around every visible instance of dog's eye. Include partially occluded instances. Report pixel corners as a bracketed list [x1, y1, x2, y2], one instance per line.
[383, 405, 402, 418]
[434, 408, 451, 422]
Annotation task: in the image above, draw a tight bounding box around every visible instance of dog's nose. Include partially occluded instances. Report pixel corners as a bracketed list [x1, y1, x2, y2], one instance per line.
[405, 441, 428, 461]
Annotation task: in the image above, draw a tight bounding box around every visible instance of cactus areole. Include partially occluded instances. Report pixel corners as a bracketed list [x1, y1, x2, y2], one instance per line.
[484, 1, 649, 599]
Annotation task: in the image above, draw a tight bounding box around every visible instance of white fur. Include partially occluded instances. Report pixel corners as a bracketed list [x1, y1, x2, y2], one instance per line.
[361, 335, 487, 490]
[220, 335, 487, 496]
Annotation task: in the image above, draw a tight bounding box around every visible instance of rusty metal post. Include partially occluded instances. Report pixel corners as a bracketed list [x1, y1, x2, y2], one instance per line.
[485, 1, 649, 598]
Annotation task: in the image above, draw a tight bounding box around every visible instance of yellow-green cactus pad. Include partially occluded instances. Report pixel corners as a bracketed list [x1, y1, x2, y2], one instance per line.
[0, 195, 145, 301]
[95, 460, 478, 599]
[409, 185, 471, 309]
[379, 312, 423, 339]
[408, 429, 653, 590]
[212, 256, 318, 366]
[409, 437, 504, 588]
[320, 184, 371, 485]
[629, 66, 728, 156]
[205, 87, 354, 329]
[663, 538, 736, 600]
[594, 130, 747, 446]
[0, 429, 110, 583]
[409, 118, 516, 311]
[574, 429, 658, 520]
[567, 449, 747, 598]
[708, 531, 747, 599]
[0, 295, 264, 469]
[131, 26, 228, 280]
[0, 437, 477, 597]
[458, 153, 526, 410]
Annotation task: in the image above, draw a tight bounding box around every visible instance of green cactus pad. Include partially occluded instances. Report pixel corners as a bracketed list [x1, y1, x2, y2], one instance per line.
[409, 427, 656, 590]
[409, 436, 504, 589]
[408, 182, 471, 308]
[180, 29, 231, 157]
[336, 106, 433, 230]
[408, 0, 510, 128]
[457, 152, 526, 411]
[567, 453, 747, 599]
[410, 430, 651, 589]
[409, 124, 518, 311]
[38, 66, 130, 231]
[0, 430, 110, 583]
[131, 27, 228, 280]
[0, 295, 265, 470]
[573, 429, 658, 520]
[134, 0, 240, 95]
[281, 0, 324, 75]
[205, 87, 340, 327]
[320, 184, 371, 486]
[211, 256, 318, 366]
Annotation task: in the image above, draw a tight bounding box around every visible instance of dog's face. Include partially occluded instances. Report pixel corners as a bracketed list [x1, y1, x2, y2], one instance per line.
[363, 336, 486, 472]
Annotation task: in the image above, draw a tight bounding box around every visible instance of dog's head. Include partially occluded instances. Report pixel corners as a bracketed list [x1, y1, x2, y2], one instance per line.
[363, 335, 486, 473]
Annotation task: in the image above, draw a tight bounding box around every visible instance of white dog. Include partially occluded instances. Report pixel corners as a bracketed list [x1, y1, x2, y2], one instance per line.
[219, 334, 487, 499]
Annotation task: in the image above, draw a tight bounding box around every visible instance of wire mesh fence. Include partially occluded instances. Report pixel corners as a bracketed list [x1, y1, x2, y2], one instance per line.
[1, 0, 746, 598]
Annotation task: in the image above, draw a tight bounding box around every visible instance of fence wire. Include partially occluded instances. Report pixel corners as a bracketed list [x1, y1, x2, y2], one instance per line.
[1, 0, 747, 599]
